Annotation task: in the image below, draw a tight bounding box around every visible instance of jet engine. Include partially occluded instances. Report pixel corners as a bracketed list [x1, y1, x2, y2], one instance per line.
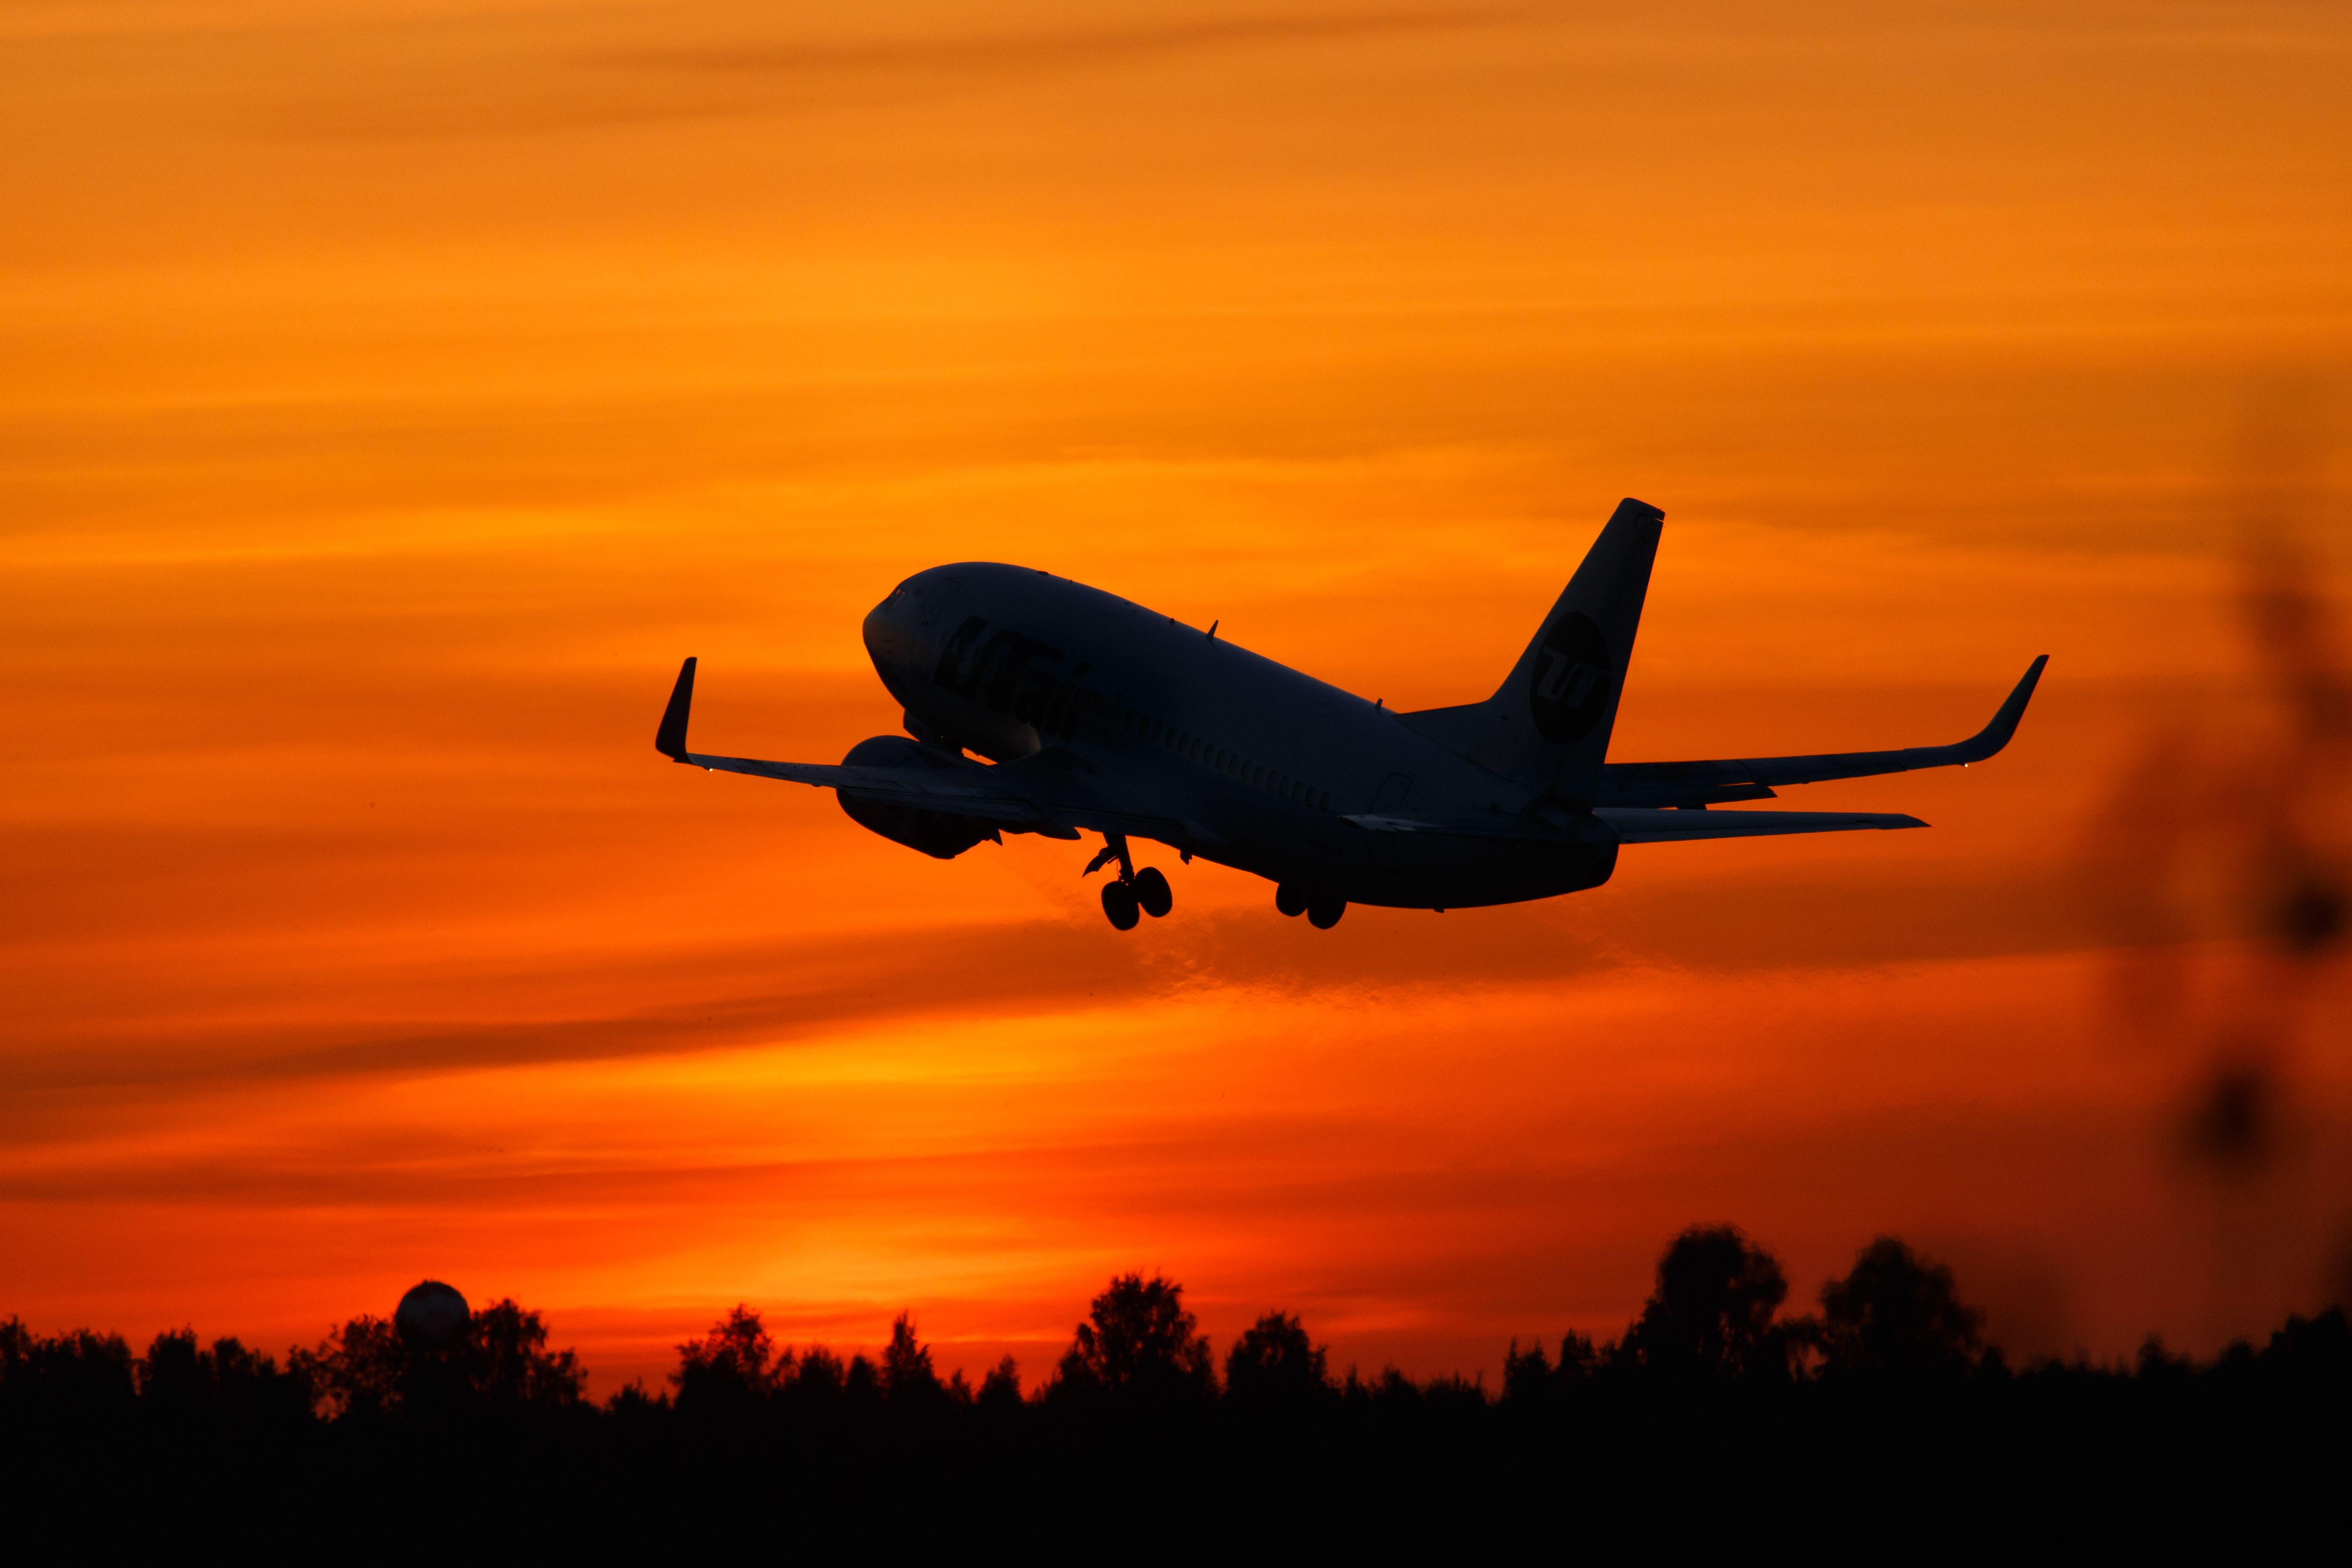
[835, 735, 1001, 860]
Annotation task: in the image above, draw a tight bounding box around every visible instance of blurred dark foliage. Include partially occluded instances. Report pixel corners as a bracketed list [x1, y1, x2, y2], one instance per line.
[5, 1227, 2347, 1553]
[2087, 385, 2352, 1323]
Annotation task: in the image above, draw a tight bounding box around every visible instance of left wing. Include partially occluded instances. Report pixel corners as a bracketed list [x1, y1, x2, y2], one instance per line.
[655, 657, 1061, 828]
[655, 657, 1207, 847]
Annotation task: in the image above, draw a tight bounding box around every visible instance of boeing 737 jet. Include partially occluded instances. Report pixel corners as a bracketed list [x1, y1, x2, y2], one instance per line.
[655, 498, 2045, 930]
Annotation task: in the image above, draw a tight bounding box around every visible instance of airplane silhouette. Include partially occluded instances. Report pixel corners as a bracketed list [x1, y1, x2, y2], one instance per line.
[657, 498, 2046, 930]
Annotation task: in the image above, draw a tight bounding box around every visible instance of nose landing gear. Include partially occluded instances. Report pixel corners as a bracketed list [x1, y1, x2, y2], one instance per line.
[1086, 833, 1173, 931]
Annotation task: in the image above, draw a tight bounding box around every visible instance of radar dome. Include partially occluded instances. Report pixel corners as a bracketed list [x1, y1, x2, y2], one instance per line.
[395, 1280, 470, 1348]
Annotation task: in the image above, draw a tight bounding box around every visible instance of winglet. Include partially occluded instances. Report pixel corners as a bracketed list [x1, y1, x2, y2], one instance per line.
[655, 657, 697, 761]
[1956, 654, 2048, 763]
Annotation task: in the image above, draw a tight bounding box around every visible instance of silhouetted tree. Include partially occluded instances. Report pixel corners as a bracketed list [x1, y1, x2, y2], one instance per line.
[2255, 1306, 2352, 1390]
[1350, 1365, 1426, 1410]
[292, 1315, 404, 1421]
[844, 1352, 882, 1409]
[977, 1355, 1022, 1415]
[1225, 1311, 1331, 1405]
[1621, 1225, 1806, 1383]
[138, 1328, 212, 1417]
[1502, 1331, 1598, 1405]
[2137, 1335, 2194, 1385]
[0, 1325, 136, 1435]
[293, 1302, 585, 1423]
[784, 1345, 847, 1411]
[672, 1305, 783, 1419]
[880, 1313, 947, 1406]
[137, 1329, 312, 1436]
[1817, 1238, 1983, 1378]
[472, 1298, 587, 1412]
[26, 1226, 2352, 1542]
[1051, 1273, 1215, 1404]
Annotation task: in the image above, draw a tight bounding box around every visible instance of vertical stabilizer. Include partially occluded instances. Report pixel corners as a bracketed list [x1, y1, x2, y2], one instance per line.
[1398, 497, 1664, 794]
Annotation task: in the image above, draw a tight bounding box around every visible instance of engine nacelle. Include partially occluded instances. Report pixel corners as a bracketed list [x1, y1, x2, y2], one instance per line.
[835, 735, 1001, 860]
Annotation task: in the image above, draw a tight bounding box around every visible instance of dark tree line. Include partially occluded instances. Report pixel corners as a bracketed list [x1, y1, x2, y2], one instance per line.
[5, 1227, 2346, 1549]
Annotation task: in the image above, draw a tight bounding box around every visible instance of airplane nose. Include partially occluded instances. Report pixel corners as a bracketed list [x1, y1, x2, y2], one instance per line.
[863, 582, 927, 674]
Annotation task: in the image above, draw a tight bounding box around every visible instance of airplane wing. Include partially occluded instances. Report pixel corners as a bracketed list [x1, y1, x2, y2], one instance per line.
[1594, 807, 1925, 842]
[1592, 655, 2047, 808]
[654, 657, 1061, 828]
[1346, 808, 1923, 842]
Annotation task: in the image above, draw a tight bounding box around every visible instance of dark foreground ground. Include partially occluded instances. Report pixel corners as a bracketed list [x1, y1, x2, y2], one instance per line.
[7, 1228, 2345, 1554]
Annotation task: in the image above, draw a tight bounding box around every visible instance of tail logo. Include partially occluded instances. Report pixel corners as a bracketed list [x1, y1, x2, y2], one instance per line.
[1528, 611, 1611, 743]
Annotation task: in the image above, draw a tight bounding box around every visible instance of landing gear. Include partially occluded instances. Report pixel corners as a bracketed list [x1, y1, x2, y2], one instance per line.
[1089, 833, 1173, 930]
[1132, 866, 1173, 919]
[1275, 883, 1343, 928]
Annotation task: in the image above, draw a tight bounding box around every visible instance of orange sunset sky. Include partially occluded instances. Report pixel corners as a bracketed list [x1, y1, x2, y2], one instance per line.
[6, 0, 2352, 1394]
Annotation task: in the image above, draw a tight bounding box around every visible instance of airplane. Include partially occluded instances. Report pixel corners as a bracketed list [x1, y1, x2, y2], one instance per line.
[655, 498, 2046, 931]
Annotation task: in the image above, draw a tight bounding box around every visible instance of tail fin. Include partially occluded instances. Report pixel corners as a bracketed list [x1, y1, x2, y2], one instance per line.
[1399, 497, 1664, 793]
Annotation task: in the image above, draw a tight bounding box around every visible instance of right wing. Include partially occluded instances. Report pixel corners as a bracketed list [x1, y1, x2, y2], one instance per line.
[1346, 807, 1924, 843]
[1593, 655, 2047, 808]
[1595, 807, 1925, 842]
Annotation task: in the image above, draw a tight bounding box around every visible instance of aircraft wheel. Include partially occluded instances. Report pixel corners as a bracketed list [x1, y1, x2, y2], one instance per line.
[1132, 866, 1173, 918]
[1307, 895, 1345, 930]
[1101, 880, 1141, 931]
[1274, 883, 1308, 918]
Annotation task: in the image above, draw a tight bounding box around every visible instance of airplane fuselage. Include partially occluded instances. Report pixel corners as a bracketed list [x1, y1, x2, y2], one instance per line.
[860, 563, 1616, 909]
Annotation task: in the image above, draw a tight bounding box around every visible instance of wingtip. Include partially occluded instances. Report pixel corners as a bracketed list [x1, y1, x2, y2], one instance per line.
[655, 656, 697, 761]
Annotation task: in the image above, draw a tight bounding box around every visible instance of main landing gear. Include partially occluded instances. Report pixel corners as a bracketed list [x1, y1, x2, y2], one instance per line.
[1275, 883, 1345, 929]
[1086, 833, 1173, 931]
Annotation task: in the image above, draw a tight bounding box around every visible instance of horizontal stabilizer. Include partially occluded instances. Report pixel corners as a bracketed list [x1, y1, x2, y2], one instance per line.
[1595, 655, 2047, 807]
[1596, 807, 1926, 842]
